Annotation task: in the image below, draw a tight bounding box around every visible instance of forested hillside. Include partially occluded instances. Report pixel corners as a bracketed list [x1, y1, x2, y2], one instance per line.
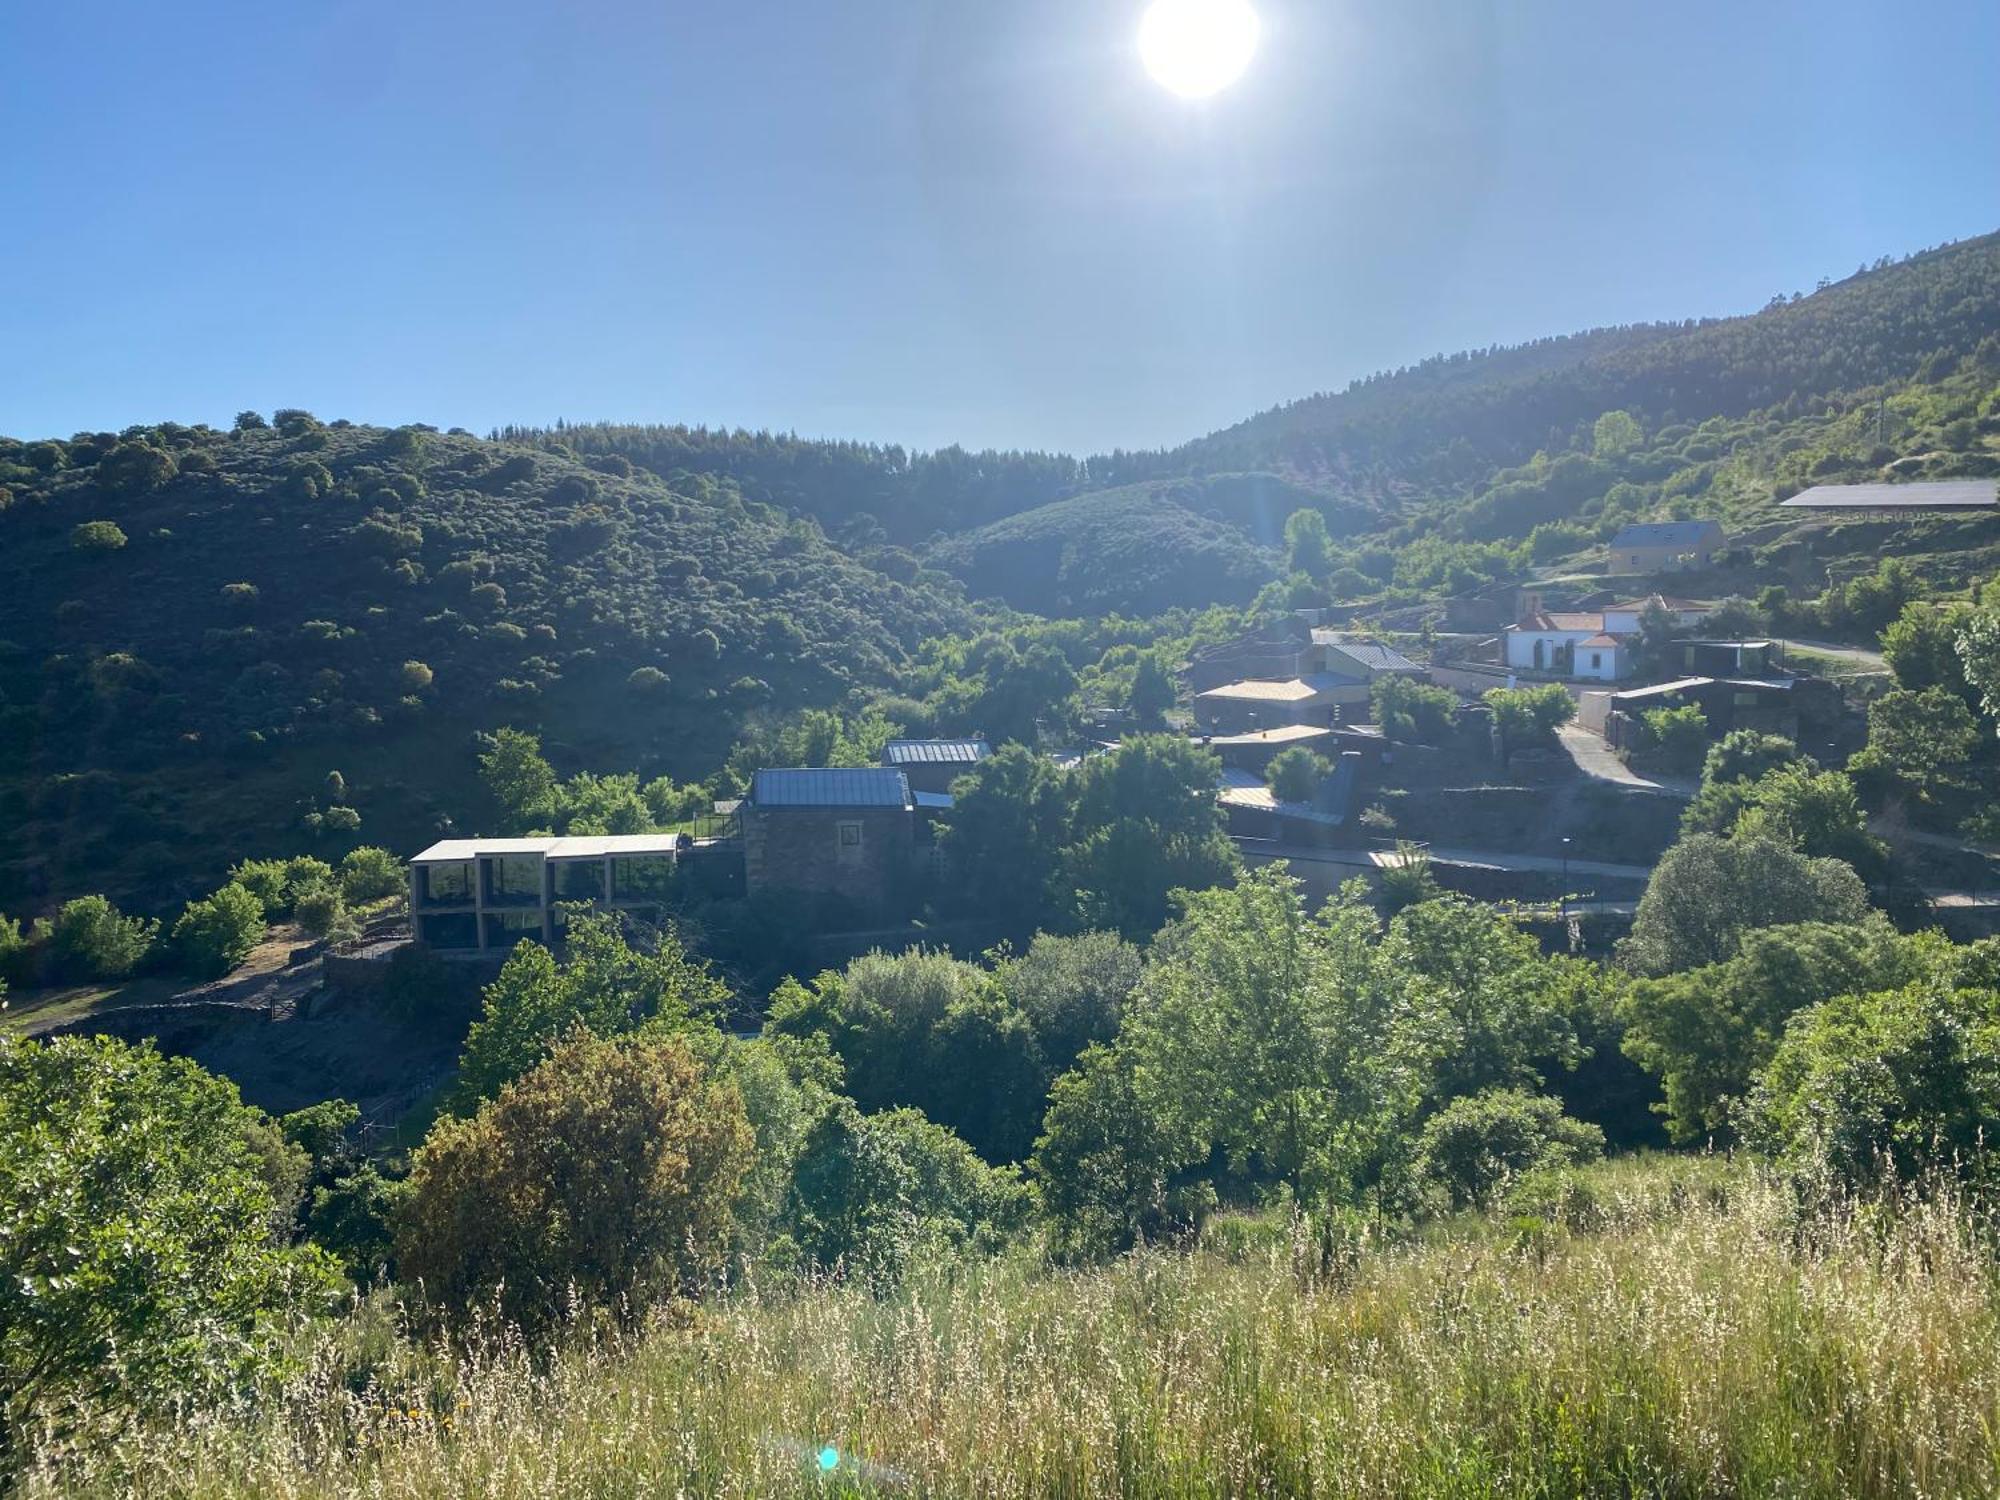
[1187, 233, 2000, 495]
[0, 416, 971, 910]
[7, 233, 2000, 907]
[925, 477, 1292, 615]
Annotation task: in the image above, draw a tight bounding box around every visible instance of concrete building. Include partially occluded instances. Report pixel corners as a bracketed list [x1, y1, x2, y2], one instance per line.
[1193, 671, 1370, 732]
[881, 738, 990, 795]
[1608, 520, 1725, 574]
[1185, 618, 1313, 693]
[742, 767, 918, 924]
[1311, 634, 1424, 681]
[408, 834, 684, 952]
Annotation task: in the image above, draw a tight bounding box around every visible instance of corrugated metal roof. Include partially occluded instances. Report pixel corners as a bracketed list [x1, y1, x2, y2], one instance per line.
[882, 738, 991, 766]
[1780, 480, 1998, 510]
[1314, 636, 1421, 673]
[750, 767, 911, 808]
[912, 790, 956, 810]
[1610, 520, 1725, 547]
[1607, 677, 1713, 702]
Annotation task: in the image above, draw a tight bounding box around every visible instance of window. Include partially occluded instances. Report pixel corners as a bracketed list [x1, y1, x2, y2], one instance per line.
[1589, 652, 1602, 670]
[838, 820, 863, 849]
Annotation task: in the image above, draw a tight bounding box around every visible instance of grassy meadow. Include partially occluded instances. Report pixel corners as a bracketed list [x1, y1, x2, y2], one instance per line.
[24, 1155, 2000, 1500]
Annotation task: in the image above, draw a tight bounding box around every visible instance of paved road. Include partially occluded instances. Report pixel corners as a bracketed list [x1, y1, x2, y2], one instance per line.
[1786, 638, 1889, 672]
[1555, 724, 1696, 799]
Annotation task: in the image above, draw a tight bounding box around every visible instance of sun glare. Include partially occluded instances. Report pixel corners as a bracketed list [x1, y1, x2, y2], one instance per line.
[1138, 0, 1260, 99]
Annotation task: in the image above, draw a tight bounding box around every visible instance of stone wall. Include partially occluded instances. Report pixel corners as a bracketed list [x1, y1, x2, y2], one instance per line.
[743, 805, 914, 925]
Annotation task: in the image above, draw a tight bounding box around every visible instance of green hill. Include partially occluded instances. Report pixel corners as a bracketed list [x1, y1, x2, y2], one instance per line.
[924, 477, 1284, 615]
[0, 417, 970, 911]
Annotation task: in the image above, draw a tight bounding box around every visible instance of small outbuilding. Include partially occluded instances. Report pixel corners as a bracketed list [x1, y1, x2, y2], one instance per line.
[742, 767, 917, 924]
[1608, 520, 1725, 574]
[881, 738, 991, 795]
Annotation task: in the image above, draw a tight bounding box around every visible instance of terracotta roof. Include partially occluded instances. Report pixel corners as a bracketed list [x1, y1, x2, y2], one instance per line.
[1516, 611, 1606, 633]
[1577, 634, 1623, 649]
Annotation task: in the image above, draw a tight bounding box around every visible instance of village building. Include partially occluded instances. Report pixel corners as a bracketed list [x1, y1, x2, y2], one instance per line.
[740, 767, 919, 923]
[1193, 672, 1369, 732]
[1312, 634, 1424, 680]
[881, 738, 990, 795]
[1502, 591, 1715, 682]
[407, 834, 684, 952]
[1608, 519, 1725, 574]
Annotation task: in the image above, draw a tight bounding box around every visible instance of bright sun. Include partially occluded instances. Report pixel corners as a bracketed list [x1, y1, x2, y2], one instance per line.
[1138, 0, 1261, 99]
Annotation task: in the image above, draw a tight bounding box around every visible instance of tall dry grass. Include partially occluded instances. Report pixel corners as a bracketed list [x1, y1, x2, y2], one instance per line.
[25, 1157, 2000, 1498]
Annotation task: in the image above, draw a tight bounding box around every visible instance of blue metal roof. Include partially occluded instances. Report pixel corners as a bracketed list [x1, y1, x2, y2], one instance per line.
[750, 767, 911, 808]
[882, 738, 991, 766]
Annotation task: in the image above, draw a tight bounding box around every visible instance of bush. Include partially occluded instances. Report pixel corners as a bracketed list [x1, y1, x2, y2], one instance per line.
[1031, 1045, 1209, 1262]
[69, 520, 128, 552]
[396, 1030, 752, 1328]
[1266, 745, 1331, 803]
[1372, 675, 1459, 744]
[293, 886, 353, 943]
[1620, 835, 1872, 977]
[1414, 1089, 1605, 1211]
[399, 659, 434, 692]
[171, 884, 266, 980]
[1635, 704, 1708, 773]
[36, 895, 158, 982]
[789, 1100, 1032, 1281]
[0, 1035, 339, 1457]
[338, 846, 403, 903]
[1748, 979, 2000, 1195]
[1484, 683, 1575, 745]
[318, 805, 362, 833]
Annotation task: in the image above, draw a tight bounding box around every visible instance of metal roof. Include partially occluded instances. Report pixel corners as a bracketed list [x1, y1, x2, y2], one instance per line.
[749, 767, 912, 808]
[1610, 520, 1725, 547]
[1314, 636, 1421, 673]
[1780, 480, 1998, 511]
[1606, 676, 1713, 702]
[543, 835, 682, 860]
[912, 790, 956, 810]
[882, 738, 991, 766]
[410, 838, 555, 863]
[1198, 724, 1335, 748]
[409, 835, 682, 864]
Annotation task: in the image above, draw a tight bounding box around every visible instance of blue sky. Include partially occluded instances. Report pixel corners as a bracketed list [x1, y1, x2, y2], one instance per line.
[3, 0, 1997, 455]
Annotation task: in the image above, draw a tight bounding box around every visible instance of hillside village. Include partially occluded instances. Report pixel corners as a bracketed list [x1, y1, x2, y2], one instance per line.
[17, 0, 2000, 1481]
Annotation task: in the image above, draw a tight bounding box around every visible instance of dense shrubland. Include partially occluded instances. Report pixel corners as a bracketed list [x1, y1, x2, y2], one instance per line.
[10, 693, 2000, 1485]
